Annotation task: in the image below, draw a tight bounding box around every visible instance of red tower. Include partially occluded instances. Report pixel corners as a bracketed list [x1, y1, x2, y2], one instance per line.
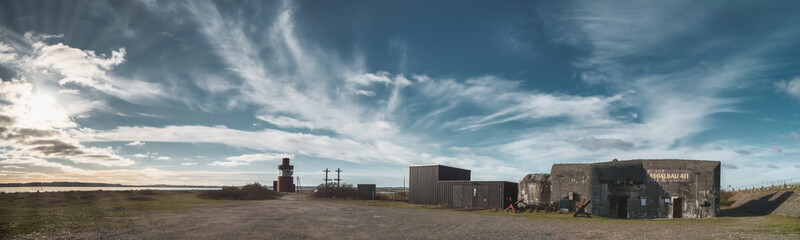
[276, 158, 294, 192]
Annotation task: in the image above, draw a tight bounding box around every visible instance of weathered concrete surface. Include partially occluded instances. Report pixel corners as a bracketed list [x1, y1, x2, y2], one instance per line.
[548, 159, 720, 219]
[730, 187, 800, 218]
[518, 174, 551, 206]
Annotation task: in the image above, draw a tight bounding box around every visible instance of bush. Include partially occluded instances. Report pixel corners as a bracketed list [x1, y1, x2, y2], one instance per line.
[198, 183, 280, 200]
[310, 183, 357, 200]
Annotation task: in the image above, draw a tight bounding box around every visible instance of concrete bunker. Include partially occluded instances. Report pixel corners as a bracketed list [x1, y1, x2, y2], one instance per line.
[520, 159, 720, 219]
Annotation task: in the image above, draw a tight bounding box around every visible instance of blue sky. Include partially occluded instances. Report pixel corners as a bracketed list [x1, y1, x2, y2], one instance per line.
[1, 0, 799, 188]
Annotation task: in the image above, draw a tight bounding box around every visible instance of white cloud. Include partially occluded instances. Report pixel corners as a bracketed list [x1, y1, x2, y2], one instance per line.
[0, 80, 135, 168]
[256, 115, 315, 129]
[80, 125, 421, 165]
[775, 76, 800, 100]
[126, 141, 145, 147]
[181, 162, 197, 166]
[207, 153, 292, 166]
[132, 154, 148, 158]
[156, 156, 172, 161]
[346, 71, 393, 85]
[448, 146, 471, 152]
[0, 155, 93, 175]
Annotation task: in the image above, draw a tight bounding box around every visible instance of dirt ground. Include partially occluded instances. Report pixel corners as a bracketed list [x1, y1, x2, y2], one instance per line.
[16, 195, 798, 239]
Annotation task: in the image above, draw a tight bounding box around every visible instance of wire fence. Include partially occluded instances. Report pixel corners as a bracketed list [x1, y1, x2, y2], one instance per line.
[724, 176, 800, 192]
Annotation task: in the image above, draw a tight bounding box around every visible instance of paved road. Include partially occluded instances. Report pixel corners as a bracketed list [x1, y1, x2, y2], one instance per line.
[18, 195, 797, 239]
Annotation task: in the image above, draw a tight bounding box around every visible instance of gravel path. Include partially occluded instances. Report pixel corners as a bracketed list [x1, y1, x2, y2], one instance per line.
[18, 195, 796, 239]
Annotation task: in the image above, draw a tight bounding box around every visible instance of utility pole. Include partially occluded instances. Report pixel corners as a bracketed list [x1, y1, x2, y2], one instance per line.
[296, 176, 301, 193]
[403, 174, 406, 192]
[335, 168, 342, 188]
[324, 168, 331, 192]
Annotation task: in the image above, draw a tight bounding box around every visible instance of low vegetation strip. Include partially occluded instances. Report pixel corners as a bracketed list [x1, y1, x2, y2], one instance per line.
[0, 188, 267, 238]
[198, 183, 280, 200]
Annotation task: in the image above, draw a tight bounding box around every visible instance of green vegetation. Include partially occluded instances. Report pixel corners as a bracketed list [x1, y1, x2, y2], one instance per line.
[0, 190, 243, 238]
[198, 183, 280, 200]
[375, 191, 408, 201]
[310, 183, 358, 200]
[758, 215, 800, 235]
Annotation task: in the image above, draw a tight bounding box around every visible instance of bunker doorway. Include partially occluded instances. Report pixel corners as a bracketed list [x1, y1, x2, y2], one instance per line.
[673, 197, 683, 218]
[616, 197, 628, 218]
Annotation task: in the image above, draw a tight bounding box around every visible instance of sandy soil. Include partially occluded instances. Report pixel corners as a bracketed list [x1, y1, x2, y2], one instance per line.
[16, 195, 797, 240]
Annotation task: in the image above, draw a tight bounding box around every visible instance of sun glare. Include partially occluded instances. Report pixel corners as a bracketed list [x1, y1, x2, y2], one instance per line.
[22, 93, 72, 129]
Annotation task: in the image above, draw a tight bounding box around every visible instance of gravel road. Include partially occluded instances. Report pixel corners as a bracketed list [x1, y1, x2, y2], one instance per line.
[17, 195, 797, 239]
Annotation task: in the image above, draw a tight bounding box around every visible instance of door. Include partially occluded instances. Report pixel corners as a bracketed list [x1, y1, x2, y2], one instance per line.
[673, 197, 683, 218]
[452, 185, 463, 208]
[464, 185, 474, 208]
[477, 186, 489, 209]
[617, 197, 628, 218]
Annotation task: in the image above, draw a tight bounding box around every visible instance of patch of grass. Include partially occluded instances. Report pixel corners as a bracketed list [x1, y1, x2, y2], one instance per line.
[758, 215, 800, 235]
[0, 190, 241, 238]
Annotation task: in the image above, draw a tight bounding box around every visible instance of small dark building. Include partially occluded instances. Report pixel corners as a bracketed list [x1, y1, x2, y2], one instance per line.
[535, 159, 721, 219]
[444, 181, 517, 209]
[409, 165, 470, 205]
[357, 184, 376, 200]
[409, 165, 517, 210]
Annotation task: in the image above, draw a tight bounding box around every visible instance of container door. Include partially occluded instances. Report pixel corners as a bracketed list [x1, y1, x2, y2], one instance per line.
[477, 185, 489, 209]
[465, 185, 474, 208]
[487, 186, 502, 209]
[452, 185, 463, 208]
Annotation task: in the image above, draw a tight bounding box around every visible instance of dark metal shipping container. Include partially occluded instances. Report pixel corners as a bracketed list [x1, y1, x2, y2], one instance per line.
[357, 184, 376, 200]
[409, 165, 470, 205]
[440, 181, 518, 209]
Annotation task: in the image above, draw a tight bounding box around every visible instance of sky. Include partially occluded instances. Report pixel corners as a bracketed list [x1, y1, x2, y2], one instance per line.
[1, 0, 799, 188]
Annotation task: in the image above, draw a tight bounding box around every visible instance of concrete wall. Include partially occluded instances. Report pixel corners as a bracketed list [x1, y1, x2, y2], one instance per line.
[546, 159, 720, 219]
[550, 164, 593, 212]
[518, 174, 551, 206]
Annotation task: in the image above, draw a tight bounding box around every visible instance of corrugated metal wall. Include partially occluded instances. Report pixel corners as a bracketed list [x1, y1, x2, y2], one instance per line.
[409, 166, 438, 205]
[410, 165, 471, 205]
[440, 181, 518, 209]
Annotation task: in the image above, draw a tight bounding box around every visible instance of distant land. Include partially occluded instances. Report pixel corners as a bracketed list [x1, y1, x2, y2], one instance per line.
[0, 182, 222, 188]
[0, 182, 408, 191]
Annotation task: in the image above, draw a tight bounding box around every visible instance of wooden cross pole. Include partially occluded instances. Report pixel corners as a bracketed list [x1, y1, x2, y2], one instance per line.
[504, 197, 524, 213]
[573, 199, 592, 218]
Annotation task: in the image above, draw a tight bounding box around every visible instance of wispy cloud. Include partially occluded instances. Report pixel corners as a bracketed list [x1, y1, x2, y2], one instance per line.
[209, 153, 292, 167]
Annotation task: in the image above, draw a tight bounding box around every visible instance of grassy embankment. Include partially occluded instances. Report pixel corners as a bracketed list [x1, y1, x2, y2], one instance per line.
[0, 184, 279, 238]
